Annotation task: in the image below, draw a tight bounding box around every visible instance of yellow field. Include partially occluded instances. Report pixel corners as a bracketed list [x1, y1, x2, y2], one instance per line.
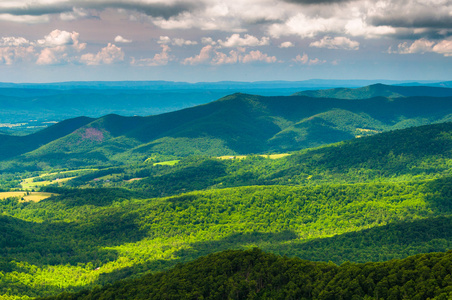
[21, 177, 75, 189]
[0, 191, 57, 202]
[217, 155, 247, 160]
[153, 160, 180, 166]
[218, 154, 290, 160]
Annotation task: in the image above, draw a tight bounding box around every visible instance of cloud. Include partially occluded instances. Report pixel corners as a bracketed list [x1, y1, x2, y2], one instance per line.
[158, 36, 197, 46]
[0, 13, 49, 23]
[0, 45, 35, 65]
[0, 37, 32, 47]
[242, 50, 277, 63]
[183, 45, 277, 65]
[0, 0, 449, 44]
[0, 30, 88, 65]
[394, 38, 452, 56]
[182, 45, 213, 65]
[36, 46, 67, 65]
[432, 40, 452, 57]
[212, 49, 241, 65]
[279, 41, 294, 48]
[284, 0, 355, 4]
[37, 30, 86, 51]
[293, 53, 326, 65]
[59, 7, 95, 21]
[80, 43, 124, 65]
[131, 44, 172, 66]
[310, 36, 359, 50]
[0, 1, 200, 21]
[218, 34, 270, 48]
[201, 37, 216, 45]
[268, 13, 341, 38]
[115, 35, 132, 43]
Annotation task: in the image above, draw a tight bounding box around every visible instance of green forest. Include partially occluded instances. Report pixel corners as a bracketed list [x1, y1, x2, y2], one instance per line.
[1, 85, 452, 299]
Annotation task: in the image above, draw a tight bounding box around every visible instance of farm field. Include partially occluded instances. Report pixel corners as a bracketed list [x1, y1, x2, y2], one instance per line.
[0, 191, 56, 202]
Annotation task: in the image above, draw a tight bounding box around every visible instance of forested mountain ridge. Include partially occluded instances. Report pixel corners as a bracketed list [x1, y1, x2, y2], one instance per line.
[0, 122, 452, 298]
[0, 117, 94, 160]
[40, 248, 452, 300]
[2, 91, 452, 170]
[1, 84, 452, 299]
[294, 83, 452, 99]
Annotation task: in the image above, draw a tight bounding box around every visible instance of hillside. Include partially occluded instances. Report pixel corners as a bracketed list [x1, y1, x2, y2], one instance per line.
[1, 176, 452, 298]
[3, 92, 452, 170]
[0, 122, 451, 298]
[40, 248, 452, 300]
[0, 117, 94, 160]
[293, 83, 452, 99]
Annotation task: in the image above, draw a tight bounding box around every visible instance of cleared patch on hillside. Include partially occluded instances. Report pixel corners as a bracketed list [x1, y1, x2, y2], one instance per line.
[217, 154, 290, 160]
[0, 191, 56, 202]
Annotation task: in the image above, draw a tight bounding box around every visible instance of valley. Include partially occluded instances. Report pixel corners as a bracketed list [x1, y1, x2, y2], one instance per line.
[0, 82, 451, 299]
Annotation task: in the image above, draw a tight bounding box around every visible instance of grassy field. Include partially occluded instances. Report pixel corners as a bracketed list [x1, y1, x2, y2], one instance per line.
[20, 168, 97, 190]
[153, 160, 180, 166]
[21, 177, 75, 190]
[217, 154, 290, 160]
[0, 191, 56, 202]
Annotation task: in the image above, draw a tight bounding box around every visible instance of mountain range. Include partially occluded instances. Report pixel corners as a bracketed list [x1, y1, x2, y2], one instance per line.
[1, 83, 452, 170]
[1, 82, 452, 299]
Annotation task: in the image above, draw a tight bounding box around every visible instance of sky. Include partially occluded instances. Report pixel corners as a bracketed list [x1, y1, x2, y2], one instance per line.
[0, 0, 451, 83]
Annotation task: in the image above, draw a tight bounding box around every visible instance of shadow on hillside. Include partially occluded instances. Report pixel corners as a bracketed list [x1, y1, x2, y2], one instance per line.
[423, 176, 452, 213]
[0, 211, 148, 267]
[93, 230, 299, 285]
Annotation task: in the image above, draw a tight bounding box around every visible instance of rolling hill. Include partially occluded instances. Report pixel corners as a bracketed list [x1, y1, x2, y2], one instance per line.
[2, 89, 451, 170]
[1, 120, 452, 298]
[40, 248, 452, 300]
[293, 83, 452, 99]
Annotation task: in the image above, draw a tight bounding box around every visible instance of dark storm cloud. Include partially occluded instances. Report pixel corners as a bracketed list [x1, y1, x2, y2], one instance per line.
[90, 1, 201, 19]
[0, 4, 72, 16]
[283, 0, 354, 4]
[370, 15, 452, 30]
[0, 1, 201, 20]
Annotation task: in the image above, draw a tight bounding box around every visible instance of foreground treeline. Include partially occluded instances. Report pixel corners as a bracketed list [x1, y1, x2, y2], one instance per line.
[1, 177, 452, 299]
[40, 248, 452, 300]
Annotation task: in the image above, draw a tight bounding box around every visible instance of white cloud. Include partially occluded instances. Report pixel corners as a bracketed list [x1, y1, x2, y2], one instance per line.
[242, 50, 277, 63]
[158, 36, 197, 46]
[114, 35, 132, 43]
[0, 30, 87, 65]
[212, 49, 241, 65]
[218, 34, 270, 48]
[345, 18, 396, 38]
[0, 37, 32, 47]
[183, 45, 213, 65]
[294, 53, 309, 64]
[310, 36, 359, 50]
[80, 43, 124, 65]
[36, 46, 67, 65]
[396, 39, 435, 54]
[201, 37, 216, 45]
[0, 46, 35, 65]
[279, 41, 294, 48]
[183, 45, 277, 65]
[37, 30, 86, 51]
[131, 44, 172, 66]
[293, 53, 326, 65]
[268, 13, 340, 38]
[393, 38, 452, 56]
[60, 7, 93, 21]
[432, 40, 452, 57]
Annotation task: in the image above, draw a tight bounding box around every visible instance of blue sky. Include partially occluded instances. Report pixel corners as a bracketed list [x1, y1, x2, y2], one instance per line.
[0, 0, 452, 82]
